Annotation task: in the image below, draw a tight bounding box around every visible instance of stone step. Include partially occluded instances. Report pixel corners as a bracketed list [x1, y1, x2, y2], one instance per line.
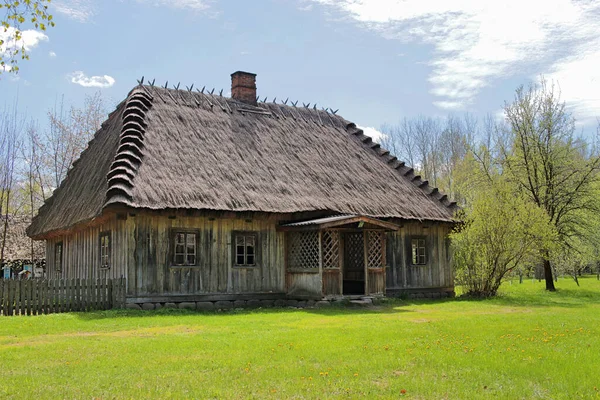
[349, 298, 373, 306]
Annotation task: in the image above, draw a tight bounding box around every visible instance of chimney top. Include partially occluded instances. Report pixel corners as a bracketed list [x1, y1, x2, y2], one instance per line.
[231, 70, 256, 78]
[231, 71, 257, 105]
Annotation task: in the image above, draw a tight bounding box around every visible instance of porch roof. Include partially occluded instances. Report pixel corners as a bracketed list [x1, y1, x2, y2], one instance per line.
[278, 215, 400, 231]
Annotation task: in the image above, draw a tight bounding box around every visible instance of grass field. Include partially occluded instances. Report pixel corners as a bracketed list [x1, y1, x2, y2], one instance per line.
[1, 276, 599, 399]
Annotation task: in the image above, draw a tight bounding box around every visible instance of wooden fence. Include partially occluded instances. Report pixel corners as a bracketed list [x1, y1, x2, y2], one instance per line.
[0, 278, 126, 316]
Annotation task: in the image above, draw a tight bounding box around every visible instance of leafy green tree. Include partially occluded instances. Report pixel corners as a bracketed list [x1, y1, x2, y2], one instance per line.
[451, 151, 555, 297]
[1, 0, 54, 73]
[500, 80, 600, 291]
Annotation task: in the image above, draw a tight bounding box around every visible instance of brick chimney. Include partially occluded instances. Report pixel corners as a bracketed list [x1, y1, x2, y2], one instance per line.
[231, 71, 257, 105]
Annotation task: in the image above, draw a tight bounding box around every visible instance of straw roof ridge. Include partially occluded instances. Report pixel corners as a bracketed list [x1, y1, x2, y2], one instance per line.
[104, 88, 153, 208]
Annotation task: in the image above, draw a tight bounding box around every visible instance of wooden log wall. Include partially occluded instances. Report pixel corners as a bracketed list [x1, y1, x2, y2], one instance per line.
[129, 214, 286, 298]
[385, 222, 453, 290]
[286, 271, 321, 298]
[41, 212, 453, 299]
[45, 218, 130, 281]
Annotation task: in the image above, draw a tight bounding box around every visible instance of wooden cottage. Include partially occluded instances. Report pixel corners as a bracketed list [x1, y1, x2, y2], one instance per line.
[27, 71, 457, 307]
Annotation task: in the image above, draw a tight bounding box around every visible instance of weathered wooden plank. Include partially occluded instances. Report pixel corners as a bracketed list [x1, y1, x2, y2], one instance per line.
[127, 217, 136, 297]
[43, 279, 49, 314]
[323, 269, 341, 296]
[127, 291, 287, 304]
[58, 278, 63, 313]
[31, 280, 38, 315]
[99, 279, 104, 310]
[0, 280, 4, 316]
[40, 280, 47, 314]
[104, 279, 109, 310]
[7, 280, 14, 316]
[17, 279, 24, 316]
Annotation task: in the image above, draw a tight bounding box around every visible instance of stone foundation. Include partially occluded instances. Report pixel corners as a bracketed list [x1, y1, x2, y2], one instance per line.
[125, 298, 322, 311]
[386, 288, 455, 299]
[124, 291, 454, 311]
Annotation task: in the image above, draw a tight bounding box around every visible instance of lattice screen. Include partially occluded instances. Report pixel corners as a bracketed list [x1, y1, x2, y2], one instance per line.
[345, 232, 364, 272]
[367, 231, 384, 268]
[322, 231, 339, 269]
[287, 231, 319, 269]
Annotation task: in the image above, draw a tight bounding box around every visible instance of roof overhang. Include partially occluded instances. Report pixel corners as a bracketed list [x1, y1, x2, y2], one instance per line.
[278, 214, 400, 232]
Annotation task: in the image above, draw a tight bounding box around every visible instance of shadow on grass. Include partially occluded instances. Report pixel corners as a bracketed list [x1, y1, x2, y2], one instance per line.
[74, 301, 415, 321]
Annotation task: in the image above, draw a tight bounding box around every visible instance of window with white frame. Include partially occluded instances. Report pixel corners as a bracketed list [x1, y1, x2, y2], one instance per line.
[172, 230, 197, 266]
[234, 232, 257, 267]
[411, 238, 426, 265]
[55, 241, 63, 272]
[100, 231, 111, 269]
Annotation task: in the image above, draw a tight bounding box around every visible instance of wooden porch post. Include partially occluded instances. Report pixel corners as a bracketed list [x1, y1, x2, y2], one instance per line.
[363, 230, 369, 296]
[318, 230, 323, 298]
[338, 232, 343, 296]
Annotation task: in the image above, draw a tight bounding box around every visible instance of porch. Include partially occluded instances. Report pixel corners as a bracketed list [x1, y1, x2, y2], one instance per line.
[279, 215, 399, 299]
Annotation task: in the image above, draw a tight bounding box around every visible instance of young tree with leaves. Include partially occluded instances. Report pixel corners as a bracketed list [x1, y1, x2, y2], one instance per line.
[501, 80, 600, 291]
[451, 150, 555, 297]
[1, 0, 54, 73]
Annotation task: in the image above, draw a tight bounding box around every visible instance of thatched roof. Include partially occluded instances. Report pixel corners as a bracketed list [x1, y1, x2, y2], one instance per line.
[28, 84, 456, 238]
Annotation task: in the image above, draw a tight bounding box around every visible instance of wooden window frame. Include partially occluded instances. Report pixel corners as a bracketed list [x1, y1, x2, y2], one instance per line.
[55, 241, 63, 272]
[232, 231, 259, 268]
[99, 231, 111, 269]
[408, 236, 427, 266]
[170, 228, 200, 267]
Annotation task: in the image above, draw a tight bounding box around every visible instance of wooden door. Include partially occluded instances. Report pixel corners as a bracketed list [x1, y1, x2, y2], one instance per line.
[343, 232, 365, 295]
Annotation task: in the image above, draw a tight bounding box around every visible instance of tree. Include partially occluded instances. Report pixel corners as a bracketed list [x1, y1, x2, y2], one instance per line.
[500, 80, 600, 291]
[43, 92, 106, 189]
[0, 102, 24, 267]
[1, 0, 54, 73]
[451, 149, 555, 297]
[380, 114, 474, 201]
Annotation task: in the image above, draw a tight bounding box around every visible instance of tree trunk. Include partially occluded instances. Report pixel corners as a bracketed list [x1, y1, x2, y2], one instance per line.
[543, 258, 555, 291]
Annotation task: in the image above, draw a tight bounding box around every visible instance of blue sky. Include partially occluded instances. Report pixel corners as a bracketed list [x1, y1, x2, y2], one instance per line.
[1, 0, 599, 137]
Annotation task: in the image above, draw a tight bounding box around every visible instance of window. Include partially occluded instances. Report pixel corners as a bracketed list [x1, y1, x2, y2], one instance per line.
[55, 242, 63, 272]
[100, 231, 111, 269]
[411, 238, 426, 265]
[172, 231, 197, 266]
[234, 232, 257, 267]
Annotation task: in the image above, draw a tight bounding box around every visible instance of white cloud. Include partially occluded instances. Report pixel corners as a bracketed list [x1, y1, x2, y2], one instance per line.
[358, 125, 387, 143]
[544, 38, 600, 125]
[432, 101, 464, 111]
[134, 0, 212, 11]
[53, 0, 97, 22]
[69, 71, 115, 88]
[308, 0, 600, 120]
[49, 51, 57, 58]
[0, 27, 48, 56]
[54, 0, 212, 22]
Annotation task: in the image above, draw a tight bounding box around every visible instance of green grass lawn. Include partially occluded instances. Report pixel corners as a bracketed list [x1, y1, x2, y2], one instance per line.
[1, 277, 599, 399]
